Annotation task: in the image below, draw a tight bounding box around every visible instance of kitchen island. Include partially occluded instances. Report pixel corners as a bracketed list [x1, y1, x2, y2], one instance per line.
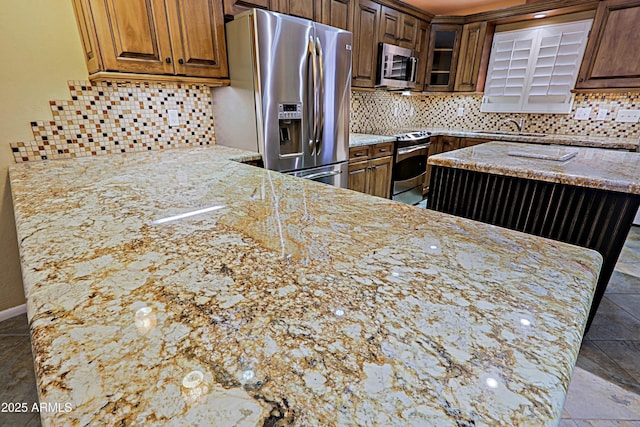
[428, 141, 640, 330]
[9, 145, 601, 426]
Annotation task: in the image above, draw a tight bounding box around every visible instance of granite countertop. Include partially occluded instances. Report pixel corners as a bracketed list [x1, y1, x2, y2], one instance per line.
[9, 145, 602, 426]
[350, 129, 639, 151]
[349, 133, 397, 147]
[428, 141, 640, 195]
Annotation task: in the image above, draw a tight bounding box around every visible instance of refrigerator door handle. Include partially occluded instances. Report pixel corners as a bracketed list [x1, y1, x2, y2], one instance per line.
[316, 36, 325, 155]
[308, 36, 318, 155]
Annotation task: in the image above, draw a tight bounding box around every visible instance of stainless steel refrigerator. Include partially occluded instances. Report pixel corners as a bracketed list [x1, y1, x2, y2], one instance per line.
[212, 9, 352, 187]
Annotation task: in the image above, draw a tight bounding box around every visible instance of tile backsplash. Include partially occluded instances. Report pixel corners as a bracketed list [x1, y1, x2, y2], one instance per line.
[350, 90, 640, 140]
[10, 80, 640, 163]
[10, 81, 215, 162]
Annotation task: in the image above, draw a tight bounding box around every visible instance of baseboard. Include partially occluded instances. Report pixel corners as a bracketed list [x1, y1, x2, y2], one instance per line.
[0, 304, 27, 322]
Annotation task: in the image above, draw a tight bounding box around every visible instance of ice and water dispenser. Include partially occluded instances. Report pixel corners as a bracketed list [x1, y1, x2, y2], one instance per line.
[278, 102, 302, 156]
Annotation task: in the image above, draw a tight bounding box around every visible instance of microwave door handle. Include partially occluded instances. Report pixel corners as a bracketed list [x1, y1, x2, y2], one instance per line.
[308, 36, 317, 155]
[316, 36, 325, 155]
[409, 57, 418, 82]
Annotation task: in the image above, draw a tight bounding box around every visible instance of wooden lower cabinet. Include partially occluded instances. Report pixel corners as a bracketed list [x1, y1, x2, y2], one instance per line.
[347, 142, 393, 198]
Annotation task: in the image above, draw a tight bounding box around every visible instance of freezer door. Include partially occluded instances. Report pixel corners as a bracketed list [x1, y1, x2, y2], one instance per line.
[253, 10, 317, 172]
[313, 23, 352, 167]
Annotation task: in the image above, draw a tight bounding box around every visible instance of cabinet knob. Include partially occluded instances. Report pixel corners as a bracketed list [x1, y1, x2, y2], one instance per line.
[178, 58, 184, 65]
[166, 57, 172, 64]
[579, 78, 584, 82]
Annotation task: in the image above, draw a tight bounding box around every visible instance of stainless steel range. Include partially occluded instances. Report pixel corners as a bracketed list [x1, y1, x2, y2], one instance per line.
[392, 131, 431, 205]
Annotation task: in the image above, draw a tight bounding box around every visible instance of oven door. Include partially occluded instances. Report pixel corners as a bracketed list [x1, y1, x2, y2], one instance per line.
[393, 143, 429, 204]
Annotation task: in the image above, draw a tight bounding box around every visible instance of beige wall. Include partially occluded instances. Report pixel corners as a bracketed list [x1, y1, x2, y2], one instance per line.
[0, 1, 88, 311]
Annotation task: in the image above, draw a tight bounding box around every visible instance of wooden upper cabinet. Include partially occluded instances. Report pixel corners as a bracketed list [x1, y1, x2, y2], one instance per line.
[272, 0, 321, 20]
[320, 0, 353, 31]
[454, 22, 487, 92]
[379, 6, 400, 44]
[222, 0, 270, 17]
[89, 0, 175, 75]
[576, 0, 640, 89]
[72, 0, 229, 82]
[352, 0, 381, 88]
[379, 6, 418, 49]
[165, 0, 228, 78]
[72, 0, 102, 73]
[413, 19, 430, 92]
[424, 24, 462, 91]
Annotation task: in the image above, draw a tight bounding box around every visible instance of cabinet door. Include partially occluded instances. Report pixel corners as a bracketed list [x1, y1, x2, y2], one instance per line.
[72, 0, 103, 73]
[454, 22, 487, 92]
[367, 156, 393, 198]
[397, 13, 418, 49]
[379, 6, 400, 45]
[413, 19, 430, 92]
[90, 0, 174, 75]
[165, 0, 228, 78]
[425, 24, 462, 91]
[348, 160, 369, 193]
[576, 0, 640, 89]
[440, 136, 461, 152]
[459, 137, 491, 148]
[321, 0, 352, 30]
[273, 0, 321, 20]
[223, 0, 270, 17]
[352, 0, 381, 88]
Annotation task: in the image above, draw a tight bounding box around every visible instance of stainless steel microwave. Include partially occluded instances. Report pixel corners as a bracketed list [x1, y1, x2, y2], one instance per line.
[376, 43, 418, 89]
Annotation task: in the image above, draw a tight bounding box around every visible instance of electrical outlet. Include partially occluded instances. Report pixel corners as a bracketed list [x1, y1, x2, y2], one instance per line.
[574, 107, 591, 120]
[615, 109, 640, 123]
[393, 106, 399, 117]
[457, 107, 464, 116]
[409, 106, 414, 117]
[168, 109, 179, 126]
[596, 109, 608, 121]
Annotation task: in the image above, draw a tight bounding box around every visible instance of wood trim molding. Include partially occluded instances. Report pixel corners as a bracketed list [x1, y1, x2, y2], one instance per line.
[88, 72, 230, 87]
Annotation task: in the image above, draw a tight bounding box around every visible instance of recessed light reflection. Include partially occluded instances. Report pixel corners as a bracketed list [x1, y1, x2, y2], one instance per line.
[334, 308, 345, 317]
[241, 369, 255, 382]
[533, 13, 546, 18]
[485, 377, 499, 389]
[520, 318, 532, 327]
[181, 370, 209, 406]
[134, 306, 157, 335]
[182, 370, 204, 389]
[150, 204, 226, 225]
[429, 245, 438, 250]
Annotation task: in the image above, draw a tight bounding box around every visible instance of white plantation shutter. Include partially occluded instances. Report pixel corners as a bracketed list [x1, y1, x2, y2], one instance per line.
[482, 19, 592, 113]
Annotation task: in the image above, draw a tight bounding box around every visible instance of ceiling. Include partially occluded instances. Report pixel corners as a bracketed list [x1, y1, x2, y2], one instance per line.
[401, 0, 527, 16]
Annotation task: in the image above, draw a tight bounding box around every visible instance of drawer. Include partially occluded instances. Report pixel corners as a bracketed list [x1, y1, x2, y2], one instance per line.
[371, 142, 394, 158]
[349, 145, 370, 160]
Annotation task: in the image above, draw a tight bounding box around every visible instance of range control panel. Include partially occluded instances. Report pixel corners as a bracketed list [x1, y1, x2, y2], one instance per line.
[278, 103, 302, 120]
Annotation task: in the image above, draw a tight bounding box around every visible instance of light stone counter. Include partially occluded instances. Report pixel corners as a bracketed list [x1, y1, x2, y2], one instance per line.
[9, 145, 602, 426]
[352, 129, 639, 151]
[428, 141, 640, 194]
[349, 133, 397, 148]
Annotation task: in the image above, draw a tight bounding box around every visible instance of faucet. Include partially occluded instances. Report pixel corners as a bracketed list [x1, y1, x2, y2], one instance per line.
[504, 117, 525, 133]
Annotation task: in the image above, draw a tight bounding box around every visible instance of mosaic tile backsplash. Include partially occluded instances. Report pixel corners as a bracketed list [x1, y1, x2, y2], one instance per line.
[350, 90, 640, 140]
[10, 81, 215, 162]
[9, 80, 640, 163]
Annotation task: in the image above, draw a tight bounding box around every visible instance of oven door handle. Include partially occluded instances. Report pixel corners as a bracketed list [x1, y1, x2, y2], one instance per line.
[397, 143, 431, 156]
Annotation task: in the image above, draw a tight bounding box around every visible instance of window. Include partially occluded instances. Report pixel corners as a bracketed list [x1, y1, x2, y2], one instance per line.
[481, 19, 592, 114]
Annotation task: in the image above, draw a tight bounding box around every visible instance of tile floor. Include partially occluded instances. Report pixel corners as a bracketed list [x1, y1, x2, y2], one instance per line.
[0, 227, 638, 426]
